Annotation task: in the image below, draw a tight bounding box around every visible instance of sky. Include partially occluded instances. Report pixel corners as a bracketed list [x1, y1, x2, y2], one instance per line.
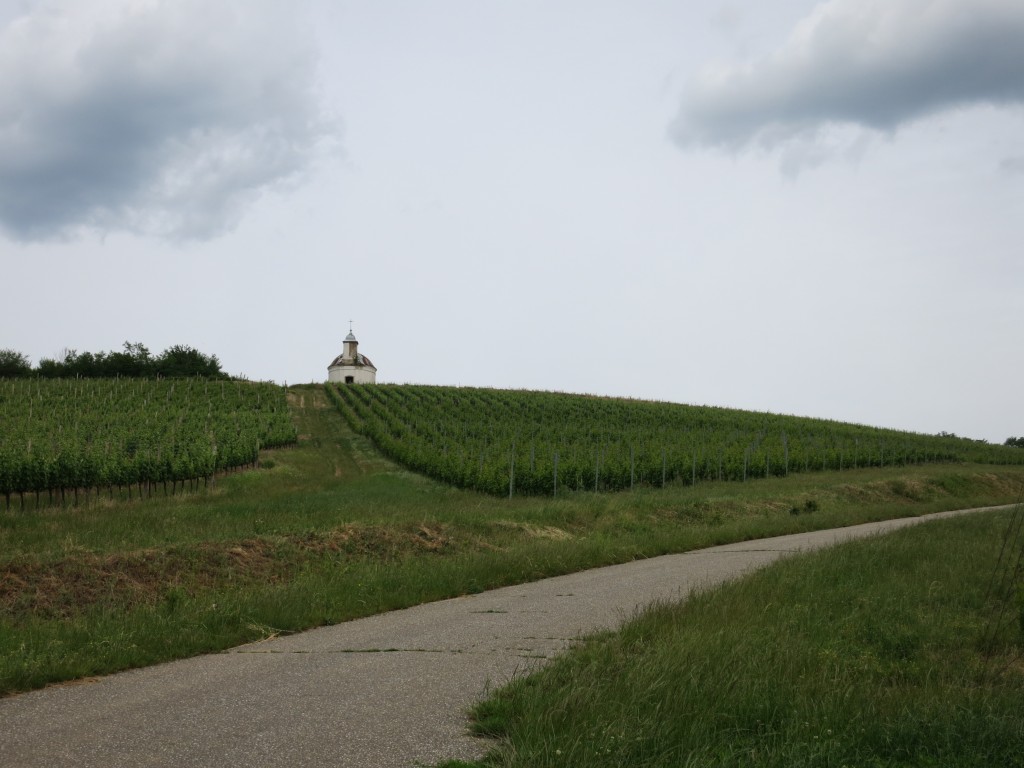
[1, 0, 1022, 443]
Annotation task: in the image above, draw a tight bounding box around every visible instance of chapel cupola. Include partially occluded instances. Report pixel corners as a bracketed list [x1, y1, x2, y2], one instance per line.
[342, 331, 358, 362]
[328, 323, 377, 384]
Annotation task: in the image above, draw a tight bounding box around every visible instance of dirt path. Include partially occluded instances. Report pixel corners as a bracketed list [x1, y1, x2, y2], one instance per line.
[0, 506, 1009, 768]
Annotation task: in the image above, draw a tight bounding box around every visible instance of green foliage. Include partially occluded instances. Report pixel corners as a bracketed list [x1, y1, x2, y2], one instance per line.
[154, 344, 222, 378]
[1005, 436, 1024, 448]
[32, 341, 224, 379]
[327, 384, 1024, 497]
[0, 349, 31, 378]
[0, 378, 296, 505]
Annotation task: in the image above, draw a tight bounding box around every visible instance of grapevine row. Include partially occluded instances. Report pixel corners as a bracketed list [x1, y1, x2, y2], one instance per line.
[326, 383, 1023, 497]
[0, 378, 296, 508]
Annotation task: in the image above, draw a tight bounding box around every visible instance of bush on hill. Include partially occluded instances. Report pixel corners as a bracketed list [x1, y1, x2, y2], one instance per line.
[0, 350, 32, 378]
[6, 342, 226, 379]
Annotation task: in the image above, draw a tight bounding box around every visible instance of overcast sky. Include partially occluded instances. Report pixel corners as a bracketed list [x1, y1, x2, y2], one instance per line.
[2, 0, 1022, 443]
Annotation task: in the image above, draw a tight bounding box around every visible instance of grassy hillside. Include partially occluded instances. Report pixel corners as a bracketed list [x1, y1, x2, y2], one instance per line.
[453, 508, 1024, 767]
[2, 384, 1023, 696]
[327, 384, 1021, 496]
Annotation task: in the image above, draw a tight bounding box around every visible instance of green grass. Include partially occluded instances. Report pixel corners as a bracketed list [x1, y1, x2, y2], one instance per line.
[2, 384, 1023, 697]
[456, 509, 1024, 767]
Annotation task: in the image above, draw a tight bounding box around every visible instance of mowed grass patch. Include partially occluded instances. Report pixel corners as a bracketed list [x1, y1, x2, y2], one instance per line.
[2, 385, 1023, 696]
[457, 509, 1024, 768]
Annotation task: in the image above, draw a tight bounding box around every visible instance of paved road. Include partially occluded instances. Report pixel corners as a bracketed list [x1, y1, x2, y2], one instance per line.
[0, 506, 1010, 768]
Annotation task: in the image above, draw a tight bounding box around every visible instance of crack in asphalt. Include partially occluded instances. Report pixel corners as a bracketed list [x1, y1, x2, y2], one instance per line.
[688, 547, 803, 554]
[231, 644, 573, 656]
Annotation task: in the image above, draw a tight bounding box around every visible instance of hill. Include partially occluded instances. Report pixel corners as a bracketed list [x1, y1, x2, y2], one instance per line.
[327, 384, 1022, 496]
[2, 384, 1023, 697]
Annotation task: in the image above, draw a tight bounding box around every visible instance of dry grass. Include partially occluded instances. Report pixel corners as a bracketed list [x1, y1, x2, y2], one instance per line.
[1, 523, 459, 620]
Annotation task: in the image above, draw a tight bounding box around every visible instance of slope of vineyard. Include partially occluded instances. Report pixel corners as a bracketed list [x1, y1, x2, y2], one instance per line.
[0, 378, 296, 507]
[326, 383, 1022, 497]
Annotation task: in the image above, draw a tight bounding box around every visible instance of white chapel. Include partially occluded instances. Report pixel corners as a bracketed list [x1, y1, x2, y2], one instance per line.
[327, 327, 377, 384]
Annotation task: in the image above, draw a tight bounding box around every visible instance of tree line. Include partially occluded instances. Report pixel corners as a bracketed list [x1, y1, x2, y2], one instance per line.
[0, 342, 225, 379]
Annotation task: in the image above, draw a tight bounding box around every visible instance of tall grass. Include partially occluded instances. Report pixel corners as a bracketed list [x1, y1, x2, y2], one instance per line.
[458, 510, 1024, 767]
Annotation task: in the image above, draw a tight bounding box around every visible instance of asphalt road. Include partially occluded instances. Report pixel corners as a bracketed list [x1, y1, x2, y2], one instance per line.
[0, 506, 1008, 768]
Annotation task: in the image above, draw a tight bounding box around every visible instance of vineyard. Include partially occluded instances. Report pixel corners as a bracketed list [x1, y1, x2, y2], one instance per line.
[0, 378, 296, 508]
[326, 383, 1023, 497]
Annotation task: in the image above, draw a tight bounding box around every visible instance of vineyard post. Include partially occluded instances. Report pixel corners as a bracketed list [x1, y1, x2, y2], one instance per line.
[508, 442, 515, 499]
[594, 448, 599, 492]
[661, 448, 666, 488]
[691, 454, 696, 486]
[783, 432, 789, 476]
[630, 445, 634, 489]
[553, 451, 559, 497]
[743, 447, 748, 482]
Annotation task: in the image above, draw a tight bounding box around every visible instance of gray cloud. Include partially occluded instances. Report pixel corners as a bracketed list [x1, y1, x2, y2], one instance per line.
[1001, 156, 1024, 175]
[671, 0, 1024, 155]
[0, 1, 333, 241]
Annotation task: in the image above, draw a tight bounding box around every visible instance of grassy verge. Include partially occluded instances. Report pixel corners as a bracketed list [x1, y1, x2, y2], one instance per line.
[2, 385, 1023, 696]
[452, 509, 1024, 767]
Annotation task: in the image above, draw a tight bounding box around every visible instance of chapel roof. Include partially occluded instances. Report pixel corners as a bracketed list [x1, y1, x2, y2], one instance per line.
[329, 352, 375, 370]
